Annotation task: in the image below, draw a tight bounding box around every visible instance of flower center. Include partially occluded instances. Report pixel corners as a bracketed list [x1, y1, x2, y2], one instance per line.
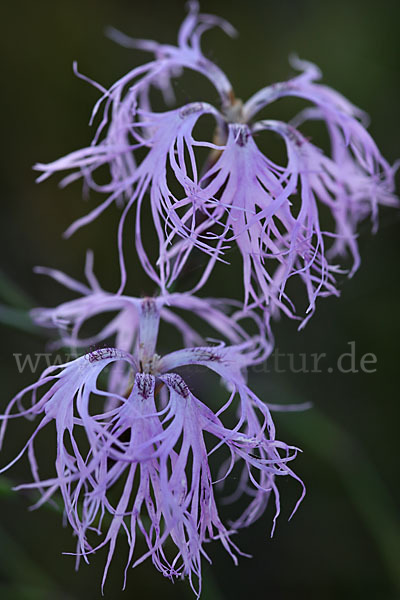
[222, 96, 245, 124]
[140, 352, 161, 375]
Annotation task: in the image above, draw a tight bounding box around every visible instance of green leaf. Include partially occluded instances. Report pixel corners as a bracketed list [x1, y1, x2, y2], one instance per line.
[0, 270, 33, 309]
[0, 304, 43, 335]
[279, 403, 400, 592]
[0, 476, 15, 498]
[200, 569, 225, 600]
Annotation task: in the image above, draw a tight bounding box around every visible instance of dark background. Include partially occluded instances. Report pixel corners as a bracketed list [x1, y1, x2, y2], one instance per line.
[0, 0, 399, 599]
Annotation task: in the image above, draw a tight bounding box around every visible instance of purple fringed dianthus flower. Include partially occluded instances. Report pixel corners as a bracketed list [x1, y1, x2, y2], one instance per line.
[35, 1, 398, 324]
[0, 285, 303, 596]
[31, 252, 264, 399]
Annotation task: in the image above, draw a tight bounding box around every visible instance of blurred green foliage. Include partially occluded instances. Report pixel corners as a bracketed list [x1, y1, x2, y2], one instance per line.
[0, 1, 399, 598]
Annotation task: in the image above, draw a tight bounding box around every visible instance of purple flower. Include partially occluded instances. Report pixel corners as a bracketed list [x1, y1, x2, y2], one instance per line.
[1, 293, 302, 596]
[31, 253, 270, 402]
[34, 2, 398, 324]
[32, 252, 267, 341]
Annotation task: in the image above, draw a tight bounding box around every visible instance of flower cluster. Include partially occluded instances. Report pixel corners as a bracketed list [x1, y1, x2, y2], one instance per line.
[35, 2, 397, 323]
[2, 266, 302, 595]
[2, 1, 397, 596]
